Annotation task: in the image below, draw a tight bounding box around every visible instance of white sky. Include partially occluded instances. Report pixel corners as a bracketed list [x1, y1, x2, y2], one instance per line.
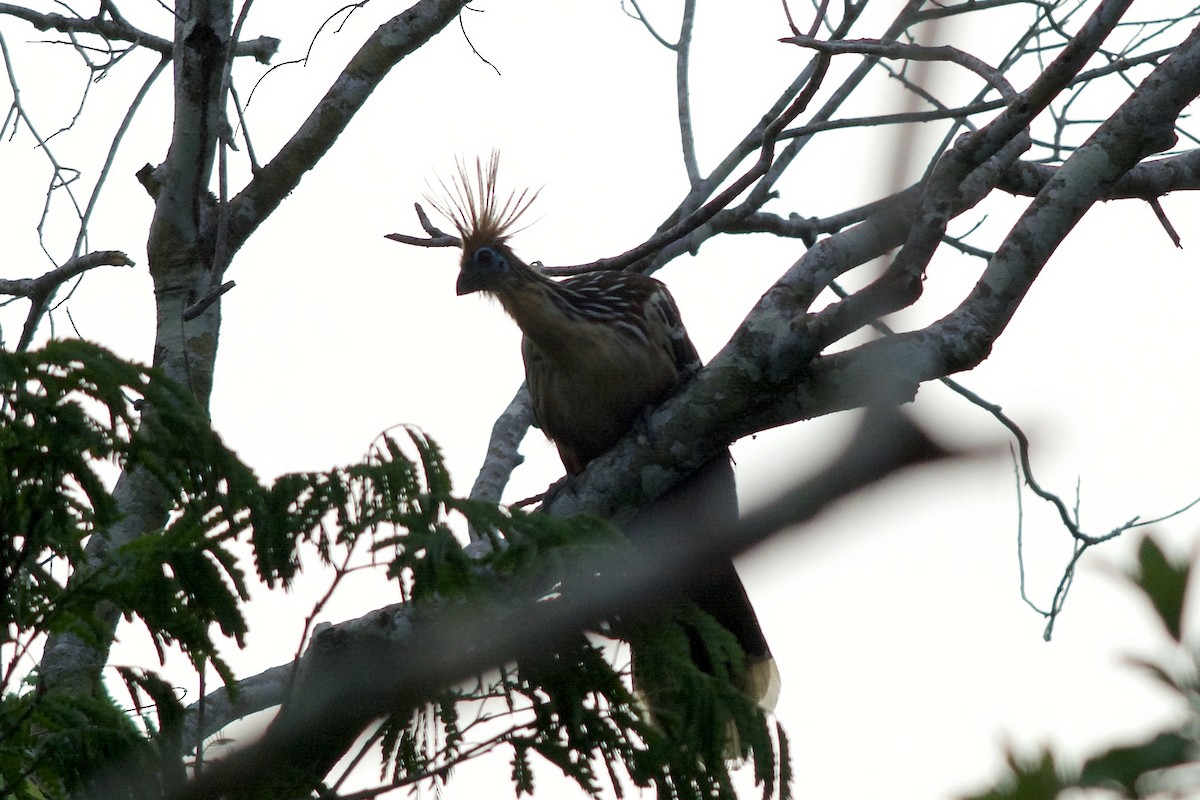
[3, 2, 1200, 798]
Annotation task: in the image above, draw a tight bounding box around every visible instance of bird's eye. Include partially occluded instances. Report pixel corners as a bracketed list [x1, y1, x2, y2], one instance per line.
[474, 246, 507, 272]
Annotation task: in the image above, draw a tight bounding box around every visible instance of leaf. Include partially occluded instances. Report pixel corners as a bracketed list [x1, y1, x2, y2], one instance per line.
[1078, 731, 1192, 795]
[1126, 535, 1190, 642]
[1121, 654, 1189, 696]
[960, 749, 1063, 800]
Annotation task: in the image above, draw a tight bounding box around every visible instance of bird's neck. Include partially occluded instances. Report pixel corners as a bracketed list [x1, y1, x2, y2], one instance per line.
[492, 268, 593, 358]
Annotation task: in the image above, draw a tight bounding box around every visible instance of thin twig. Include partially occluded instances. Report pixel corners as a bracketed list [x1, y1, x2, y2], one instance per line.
[457, 8, 499, 76]
[780, 34, 1017, 101]
[384, 203, 461, 248]
[547, 53, 833, 276]
[1148, 196, 1183, 248]
[228, 84, 260, 173]
[825, 269, 1200, 638]
[676, 0, 699, 186]
[72, 54, 170, 258]
[623, 0, 675, 49]
[0, 29, 87, 264]
[182, 281, 237, 321]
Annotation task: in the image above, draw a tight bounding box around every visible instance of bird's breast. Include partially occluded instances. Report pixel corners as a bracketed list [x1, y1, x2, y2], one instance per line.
[522, 321, 681, 471]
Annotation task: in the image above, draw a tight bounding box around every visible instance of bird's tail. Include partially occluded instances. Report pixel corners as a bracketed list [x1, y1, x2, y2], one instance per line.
[626, 453, 779, 757]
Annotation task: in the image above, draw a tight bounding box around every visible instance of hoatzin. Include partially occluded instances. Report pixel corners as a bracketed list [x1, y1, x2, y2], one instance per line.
[430, 153, 779, 719]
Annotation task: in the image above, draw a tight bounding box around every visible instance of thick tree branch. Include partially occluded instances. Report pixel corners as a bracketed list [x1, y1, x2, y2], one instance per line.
[0, 3, 279, 62]
[224, 0, 469, 256]
[541, 2, 1190, 527]
[181, 663, 293, 746]
[727, 148, 1200, 243]
[466, 382, 534, 512]
[998, 148, 1200, 198]
[929, 18, 1200, 361]
[758, 17, 1200, 441]
[162, 410, 952, 800]
[39, 0, 237, 699]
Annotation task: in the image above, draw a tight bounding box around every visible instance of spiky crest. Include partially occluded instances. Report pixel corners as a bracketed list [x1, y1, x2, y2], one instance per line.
[427, 151, 539, 254]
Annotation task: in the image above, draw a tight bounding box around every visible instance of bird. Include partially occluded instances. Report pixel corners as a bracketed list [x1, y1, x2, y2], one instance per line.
[428, 152, 779, 722]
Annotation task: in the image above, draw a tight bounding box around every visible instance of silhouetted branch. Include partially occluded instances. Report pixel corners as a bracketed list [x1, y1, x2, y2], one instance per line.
[779, 34, 1017, 101]
[0, 4, 279, 62]
[0, 251, 134, 350]
[226, 0, 470, 256]
[384, 202, 460, 248]
[161, 409, 953, 800]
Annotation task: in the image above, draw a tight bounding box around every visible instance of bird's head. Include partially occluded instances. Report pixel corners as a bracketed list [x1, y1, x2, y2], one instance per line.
[456, 242, 517, 295]
[427, 151, 539, 297]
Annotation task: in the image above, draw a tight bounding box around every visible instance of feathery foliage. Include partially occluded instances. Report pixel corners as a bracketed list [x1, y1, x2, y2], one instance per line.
[963, 533, 1200, 800]
[0, 342, 785, 799]
[0, 340, 260, 798]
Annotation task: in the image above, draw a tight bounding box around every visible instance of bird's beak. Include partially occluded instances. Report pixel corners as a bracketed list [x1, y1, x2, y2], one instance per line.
[456, 268, 485, 296]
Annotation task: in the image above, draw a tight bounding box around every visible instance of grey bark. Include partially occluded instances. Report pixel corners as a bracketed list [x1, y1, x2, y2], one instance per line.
[35, 0, 472, 698]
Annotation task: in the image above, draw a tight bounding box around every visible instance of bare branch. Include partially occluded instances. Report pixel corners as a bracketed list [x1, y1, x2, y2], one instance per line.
[72, 54, 171, 258]
[0, 250, 134, 299]
[543, 52, 833, 276]
[181, 664, 293, 747]
[1149, 196, 1183, 248]
[466, 383, 534, 510]
[0, 3, 279, 62]
[779, 97, 1007, 140]
[0, 28, 87, 263]
[384, 202, 460, 248]
[676, 0, 699, 185]
[622, 0, 676, 49]
[915, 0, 1055, 23]
[998, 148, 1200, 198]
[226, 0, 470, 256]
[182, 281, 236, 321]
[165, 411, 953, 800]
[780, 34, 1018, 101]
[1, 250, 133, 350]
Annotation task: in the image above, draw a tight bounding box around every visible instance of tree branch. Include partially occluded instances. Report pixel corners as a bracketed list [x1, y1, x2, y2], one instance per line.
[779, 34, 1017, 101]
[0, 250, 133, 299]
[536, 1, 1189, 528]
[998, 148, 1200, 198]
[163, 409, 953, 800]
[675, 0, 700, 186]
[225, 0, 469, 256]
[0, 4, 279, 62]
[1, 251, 134, 351]
[466, 383, 534, 511]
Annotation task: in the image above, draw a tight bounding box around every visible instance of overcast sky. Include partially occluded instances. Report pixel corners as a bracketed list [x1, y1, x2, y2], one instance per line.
[3, 2, 1200, 798]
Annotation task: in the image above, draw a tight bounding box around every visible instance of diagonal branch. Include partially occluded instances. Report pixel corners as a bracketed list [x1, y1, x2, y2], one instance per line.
[224, 0, 470, 257]
[780, 34, 1018, 101]
[0, 250, 133, 299]
[165, 410, 952, 800]
[1, 251, 134, 350]
[544, 3, 1195, 528]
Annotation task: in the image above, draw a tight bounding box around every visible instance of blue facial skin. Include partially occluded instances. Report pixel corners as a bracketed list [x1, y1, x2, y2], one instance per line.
[457, 246, 511, 296]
